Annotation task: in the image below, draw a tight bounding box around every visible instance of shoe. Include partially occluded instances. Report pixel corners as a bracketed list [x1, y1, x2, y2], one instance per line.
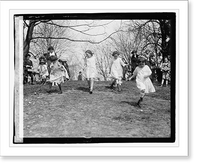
[58, 91, 62, 94]
[89, 91, 93, 94]
[137, 97, 143, 108]
[117, 85, 122, 92]
[47, 90, 51, 94]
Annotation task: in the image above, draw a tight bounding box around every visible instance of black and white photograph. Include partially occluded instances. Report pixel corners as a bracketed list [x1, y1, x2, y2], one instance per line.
[13, 12, 176, 144]
[0, 0, 191, 160]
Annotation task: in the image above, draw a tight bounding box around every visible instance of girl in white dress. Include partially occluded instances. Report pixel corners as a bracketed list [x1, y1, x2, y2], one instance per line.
[129, 56, 155, 108]
[84, 50, 97, 94]
[110, 51, 127, 91]
[37, 56, 48, 84]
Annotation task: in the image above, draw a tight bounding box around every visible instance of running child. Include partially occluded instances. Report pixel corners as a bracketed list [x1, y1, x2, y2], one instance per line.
[129, 55, 155, 108]
[110, 51, 127, 92]
[84, 50, 97, 94]
[47, 55, 69, 94]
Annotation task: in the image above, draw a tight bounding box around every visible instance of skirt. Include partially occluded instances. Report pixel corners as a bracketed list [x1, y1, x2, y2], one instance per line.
[85, 67, 97, 79]
[136, 77, 155, 93]
[49, 69, 69, 86]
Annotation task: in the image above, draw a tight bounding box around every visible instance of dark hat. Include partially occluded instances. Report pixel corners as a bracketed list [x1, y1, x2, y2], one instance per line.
[85, 50, 93, 56]
[112, 51, 120, 56]
[49, 55, 58, 62]
[48, 46, 54, 51]
[39, 56, 46, 62]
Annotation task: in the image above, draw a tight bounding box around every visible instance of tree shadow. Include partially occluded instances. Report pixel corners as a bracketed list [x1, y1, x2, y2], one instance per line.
[76, 87, 89, 92]
[46, 88, 60, 94]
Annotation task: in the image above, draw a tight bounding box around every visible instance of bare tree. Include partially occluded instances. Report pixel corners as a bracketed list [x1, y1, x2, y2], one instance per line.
[110, 32, 133, 65]
[127, 19, 171, 58]
[23, 19, 121, 59]
[94, 43, 113, 80]
[30, 21, 71, 58]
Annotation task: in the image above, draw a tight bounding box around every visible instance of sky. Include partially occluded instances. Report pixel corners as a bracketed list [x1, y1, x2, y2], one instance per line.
[54, 20, 123, 64]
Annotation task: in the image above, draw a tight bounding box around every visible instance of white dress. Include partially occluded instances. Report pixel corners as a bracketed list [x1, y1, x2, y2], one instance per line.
[37, 64, 48, 79]
[133, 65, 155, 93]
[85, 56, 97, 79]
[110, 57, 125, 79]
[49, 61, 69, 86]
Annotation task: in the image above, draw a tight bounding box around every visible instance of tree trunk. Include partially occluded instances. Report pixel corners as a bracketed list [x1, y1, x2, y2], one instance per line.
[23, 20, 37, 59]
[159, 20, 168, 59]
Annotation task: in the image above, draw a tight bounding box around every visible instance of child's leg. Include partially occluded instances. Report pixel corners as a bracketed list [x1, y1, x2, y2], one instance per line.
[161, 74, 165, 86]
[58, 84, 62, 94]
[165, 73, 169, 86]
[117, 78, 122, 92]
[48, 82, 52, 93]
[161, 79, 164, 86]
[89, 78, 94, 93]
[137, 90, 145, 108]
[166, 80, 168, 86]
[87, 78, 90, 89]
[110, 80, 116, 89]
[161, 72, 165, 86]
[30, 72, 34, 84]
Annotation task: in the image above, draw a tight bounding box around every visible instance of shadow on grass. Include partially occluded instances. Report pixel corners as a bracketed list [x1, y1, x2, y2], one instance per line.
[120, 101, 138, 107]
[105, 85, 113, 89]
[76, 87, 89, 92]
[47, 89, 61, 94]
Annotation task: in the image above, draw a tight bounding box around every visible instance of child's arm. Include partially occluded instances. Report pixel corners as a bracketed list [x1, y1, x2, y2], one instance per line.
[128, 68, 137, 80]
[128, 74, 136, 80]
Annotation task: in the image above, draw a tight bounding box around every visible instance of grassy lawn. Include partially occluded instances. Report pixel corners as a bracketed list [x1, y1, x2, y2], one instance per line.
[23, 80, 171, 138]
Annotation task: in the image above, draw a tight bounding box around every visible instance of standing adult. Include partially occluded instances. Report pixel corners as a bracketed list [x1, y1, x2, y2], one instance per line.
[156, 52, 163, 84]
[131, 50, 138, 73]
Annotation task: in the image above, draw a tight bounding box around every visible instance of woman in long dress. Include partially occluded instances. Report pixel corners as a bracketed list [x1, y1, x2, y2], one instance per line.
[129, 55, 155, 108]
[84, 50, 97, 94]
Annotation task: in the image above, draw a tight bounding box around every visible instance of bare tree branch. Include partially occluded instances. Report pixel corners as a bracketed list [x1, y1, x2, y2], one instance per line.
[23, 20, 29, 27]
[32, 30, 122, 44]
[47, 20, 114, 28]
[68, 27, 106, 36]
